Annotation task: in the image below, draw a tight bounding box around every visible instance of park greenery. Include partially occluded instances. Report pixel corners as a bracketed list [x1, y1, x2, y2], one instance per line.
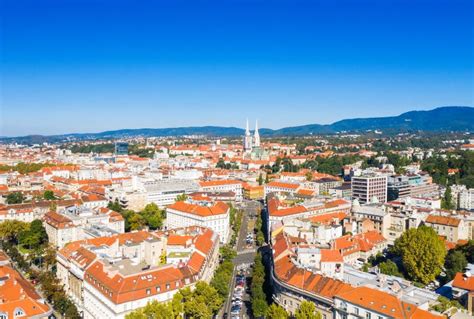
[0, 219, 81, 318]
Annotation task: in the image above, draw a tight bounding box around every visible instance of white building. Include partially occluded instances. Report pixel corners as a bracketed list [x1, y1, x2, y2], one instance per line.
[199, 180, 243, 201]
[166, 201, 230, 243]
[459, 188, 474, 211]
[351, 174, 387, 204]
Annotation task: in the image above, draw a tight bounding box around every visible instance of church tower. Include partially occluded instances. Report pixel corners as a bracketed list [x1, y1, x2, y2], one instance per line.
[243, 119, 253, 152]
[253, 120, 260, 148]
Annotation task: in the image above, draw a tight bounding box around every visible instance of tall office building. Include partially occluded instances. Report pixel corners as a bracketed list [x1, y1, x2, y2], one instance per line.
[351, 174, 388, 204]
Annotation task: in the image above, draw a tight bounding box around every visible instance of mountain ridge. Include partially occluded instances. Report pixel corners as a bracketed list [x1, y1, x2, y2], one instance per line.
[2, 106, 472, 144]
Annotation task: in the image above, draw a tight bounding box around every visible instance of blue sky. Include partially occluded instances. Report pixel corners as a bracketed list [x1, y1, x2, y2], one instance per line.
[1, 0, 473, 136]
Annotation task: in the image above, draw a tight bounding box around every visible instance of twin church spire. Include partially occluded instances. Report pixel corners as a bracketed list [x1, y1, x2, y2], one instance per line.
[244, 119, 260, 152]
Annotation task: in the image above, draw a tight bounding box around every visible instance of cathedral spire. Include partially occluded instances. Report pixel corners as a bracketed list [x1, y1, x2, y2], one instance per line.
[254, 120, 260, 147]
[245, 118, 250, 136]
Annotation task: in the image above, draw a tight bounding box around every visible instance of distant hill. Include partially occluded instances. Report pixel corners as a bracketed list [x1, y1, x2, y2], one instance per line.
[1, 106, 472, 144]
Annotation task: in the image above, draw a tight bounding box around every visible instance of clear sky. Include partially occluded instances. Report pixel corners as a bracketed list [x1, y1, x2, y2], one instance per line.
[1, 0, 473, 136]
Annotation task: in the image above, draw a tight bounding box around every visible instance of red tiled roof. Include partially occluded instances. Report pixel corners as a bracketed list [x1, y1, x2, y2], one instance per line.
[452, 272, 474, 291]
[167, 201, 229, 217]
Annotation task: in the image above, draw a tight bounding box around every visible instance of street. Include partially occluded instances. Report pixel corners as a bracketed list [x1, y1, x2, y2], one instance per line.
[223, 200, 261, 319]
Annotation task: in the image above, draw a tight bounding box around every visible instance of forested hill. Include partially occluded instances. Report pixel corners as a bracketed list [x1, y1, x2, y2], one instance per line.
[2, 106, 472, 144]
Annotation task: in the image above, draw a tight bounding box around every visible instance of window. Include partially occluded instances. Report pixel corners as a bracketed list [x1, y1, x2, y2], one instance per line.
[355, 307, 359, 315]
[146, 289, 151, 295]
[366, 313, 371, 319]
[14, 308, 25, 317]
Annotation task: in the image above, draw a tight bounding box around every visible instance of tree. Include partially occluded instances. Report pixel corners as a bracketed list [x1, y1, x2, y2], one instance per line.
[258, 173, 263, 185]
[378, 260, 401, 277]
[125, 300, 175, 319]
[441, 186, 454, 210]
[295, 300, 322, 319]
[305, 171, 313, 181]
[176, 194, 188, 202]
[219, 245, 237, 261]
[6, 192, 24, 204]
[141, 203, 164, 230]
[107, 199, 123, 213]
[127, 212, 145, 231]
[265, 173, 270, 184]
[394, 226, 446, 284]
[43, 190, 56, 200]
[445, 250, 468, 281]
[0, 220, 29, 242]
[266, 304, 289, 319]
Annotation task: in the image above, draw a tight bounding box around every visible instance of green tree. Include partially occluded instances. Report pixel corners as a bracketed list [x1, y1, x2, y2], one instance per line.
[295, 301, 321, 319]
[125, 300, 175, 319]
[265, 173, 270, 184]
[141, 203, 165, 230]
[0, 220, 29, 242]
[394, 226, 446, 284]
[266, 303, 289, 319]
[107, 199, 123, 213]
[441, 186, 454, 210]
[6, 192, 24, 204]
[258, 173, 263, 185]
[219, 245, 237, 261]
[176, 194, 188, 202]
[378, 260, 401, 277]
[445, 250, 468, 281]
[128, 213, 145, 231]
[43, 190, 56, 200]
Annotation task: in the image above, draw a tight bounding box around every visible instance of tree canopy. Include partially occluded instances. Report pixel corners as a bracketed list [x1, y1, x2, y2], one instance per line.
[266, 303, 289, 319]
[6, 192, 25, 204]
[295, 300, 322, 319]
[393, 226, 446, 284]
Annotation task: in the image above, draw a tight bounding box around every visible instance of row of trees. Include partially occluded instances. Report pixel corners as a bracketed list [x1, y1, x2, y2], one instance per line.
[0, 219, 81, 318]
[251, 252, 268, 317]
[127, 234, 239, 318]
[229, 205, 243, 247]
[126, 281, 222, 319]
[267, 300, 322, 319]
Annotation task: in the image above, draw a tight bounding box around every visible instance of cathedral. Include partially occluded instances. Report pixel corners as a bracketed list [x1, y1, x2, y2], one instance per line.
[243, 120, 269, 160]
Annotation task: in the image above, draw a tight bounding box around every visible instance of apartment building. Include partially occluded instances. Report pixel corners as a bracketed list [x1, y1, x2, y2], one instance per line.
[43, 206, 125, 248]
[459, 188, 474, 211]
[166, 201, 230, 243]
[56, 227, 219, 318]
[352, 175, 387, 204]
[424, 215, 468, 242]
[198, 180, 243, 201]
[0, 262, 52, 318]
[333, 286, 444, 319]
